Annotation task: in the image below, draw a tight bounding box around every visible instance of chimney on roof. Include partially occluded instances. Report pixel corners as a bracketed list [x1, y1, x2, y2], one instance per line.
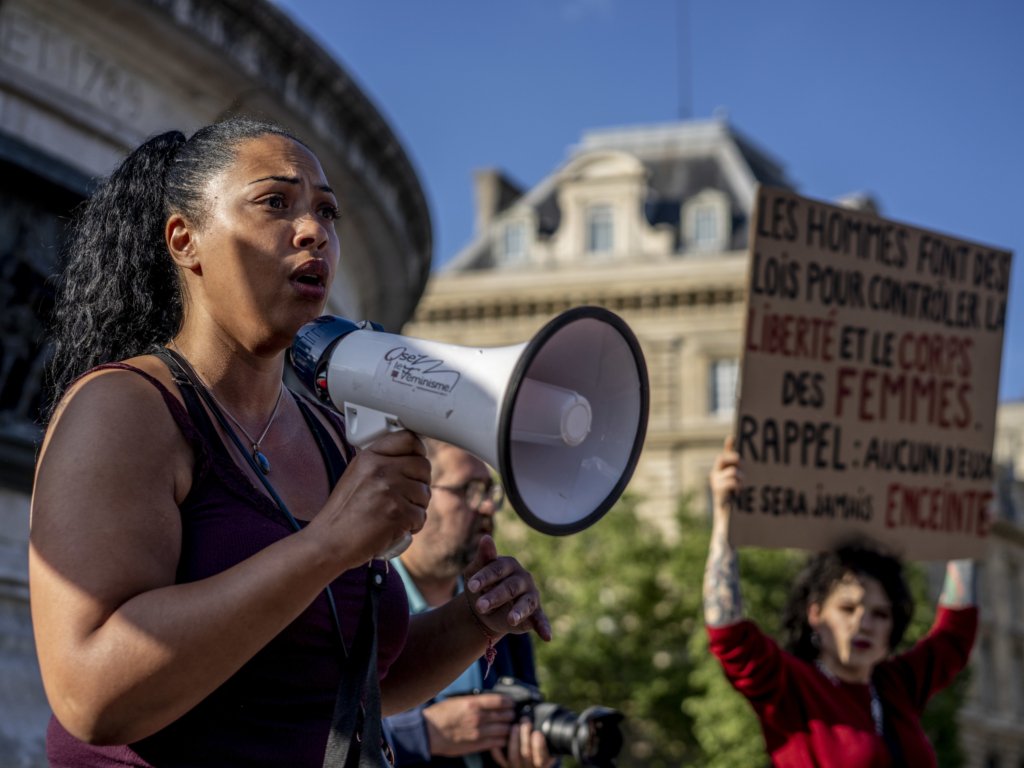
[836, 191, 881, 216]
[473, 168, 524, 234]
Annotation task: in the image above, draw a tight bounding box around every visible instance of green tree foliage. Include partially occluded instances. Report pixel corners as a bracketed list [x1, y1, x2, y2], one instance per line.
[495, 495, 701, 766]
[495, 495, 967, 767]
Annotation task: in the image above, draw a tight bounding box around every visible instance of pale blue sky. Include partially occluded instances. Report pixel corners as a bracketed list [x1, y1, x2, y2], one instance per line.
[277, 0, 1024, 402]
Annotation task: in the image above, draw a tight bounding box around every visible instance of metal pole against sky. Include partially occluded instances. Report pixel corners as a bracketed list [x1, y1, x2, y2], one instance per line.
[676, 0, 692, 119]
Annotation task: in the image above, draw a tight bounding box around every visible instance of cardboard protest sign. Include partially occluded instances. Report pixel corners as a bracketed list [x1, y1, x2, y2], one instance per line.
[732, 186, 1012, 560]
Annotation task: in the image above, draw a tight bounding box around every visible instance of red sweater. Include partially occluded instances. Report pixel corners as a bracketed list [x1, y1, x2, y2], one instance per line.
[707, 607, 977, 767]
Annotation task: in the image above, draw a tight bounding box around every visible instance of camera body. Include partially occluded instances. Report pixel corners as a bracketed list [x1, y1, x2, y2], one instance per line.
[491, 676, 623, 767]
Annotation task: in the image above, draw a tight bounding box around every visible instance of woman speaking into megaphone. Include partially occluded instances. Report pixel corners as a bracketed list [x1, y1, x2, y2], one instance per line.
[29, 116, 551, 768]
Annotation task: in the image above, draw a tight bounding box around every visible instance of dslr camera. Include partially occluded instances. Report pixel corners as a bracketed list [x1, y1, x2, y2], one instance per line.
[491, 676, 623, 767]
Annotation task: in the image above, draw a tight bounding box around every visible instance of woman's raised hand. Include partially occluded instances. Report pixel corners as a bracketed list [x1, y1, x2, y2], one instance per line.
[463, 535, 552, 642]
[710, 436, 742, 527]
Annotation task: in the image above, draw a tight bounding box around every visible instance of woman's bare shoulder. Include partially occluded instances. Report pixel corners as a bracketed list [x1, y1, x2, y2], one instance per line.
[39, 355, 194, 499]
[50, 354, 180, 424]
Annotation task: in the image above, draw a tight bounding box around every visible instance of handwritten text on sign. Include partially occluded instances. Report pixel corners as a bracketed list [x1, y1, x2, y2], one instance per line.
[732, 187, 1010, 560]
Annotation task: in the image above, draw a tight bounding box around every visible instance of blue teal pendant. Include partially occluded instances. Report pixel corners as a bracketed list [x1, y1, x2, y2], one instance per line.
[253, 447, 271, 475]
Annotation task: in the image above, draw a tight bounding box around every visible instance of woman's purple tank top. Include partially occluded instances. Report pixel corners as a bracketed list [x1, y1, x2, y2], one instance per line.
[46, 363, 410, 767]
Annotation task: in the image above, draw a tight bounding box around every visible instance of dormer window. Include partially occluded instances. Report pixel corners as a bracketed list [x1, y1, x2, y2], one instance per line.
[499, 220, 528, 265]
[682, 189, 730, 253]
[694, 206, 719, 249]
[585, 204, 613, 255]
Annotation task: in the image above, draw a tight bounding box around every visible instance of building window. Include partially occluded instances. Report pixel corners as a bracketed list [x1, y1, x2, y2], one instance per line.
[682, 189, 729, 253]
[996, 463, 1018, 522]
[585, 204, 613, 255]
[500, 221, 527, 265]
[709, 358, 739, 418]
[1014, 641, 1024, 717]
[1009, 561, 1021, 624]
[694, 205, 719, 249]
[977, 561, 990, 615]
[980, 636, 996, 709]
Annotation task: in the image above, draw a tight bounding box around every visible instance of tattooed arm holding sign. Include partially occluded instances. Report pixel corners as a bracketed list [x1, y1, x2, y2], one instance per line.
[703, 438, 745, 628]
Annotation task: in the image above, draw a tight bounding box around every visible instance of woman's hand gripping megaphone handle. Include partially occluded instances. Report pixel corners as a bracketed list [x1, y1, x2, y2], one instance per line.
[345, 402, 417, 560]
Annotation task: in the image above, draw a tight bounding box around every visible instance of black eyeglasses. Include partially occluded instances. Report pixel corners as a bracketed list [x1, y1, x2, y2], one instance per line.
[431, 479, 505, 510]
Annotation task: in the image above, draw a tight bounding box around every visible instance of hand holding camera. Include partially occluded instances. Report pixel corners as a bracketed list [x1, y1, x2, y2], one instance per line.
[422, 694, 516, 757]
[492, 678, 623, 768]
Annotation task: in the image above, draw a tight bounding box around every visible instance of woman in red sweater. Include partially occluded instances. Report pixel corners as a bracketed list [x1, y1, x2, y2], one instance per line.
[703, 439, 978, 768]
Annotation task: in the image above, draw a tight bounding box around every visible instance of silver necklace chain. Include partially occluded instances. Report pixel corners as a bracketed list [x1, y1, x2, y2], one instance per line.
[170, 342, 285, 475]
[815, 659, 884, 736]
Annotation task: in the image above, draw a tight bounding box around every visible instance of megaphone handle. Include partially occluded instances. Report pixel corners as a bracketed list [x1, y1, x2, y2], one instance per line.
[376, 531, 413, 561]
[342, 404, 415, 559]
[344, 403, 403, 449]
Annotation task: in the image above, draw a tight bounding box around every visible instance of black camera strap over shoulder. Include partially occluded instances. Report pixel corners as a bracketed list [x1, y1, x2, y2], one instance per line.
[156, 347, 391, 768]
[324, 563, 388, 768]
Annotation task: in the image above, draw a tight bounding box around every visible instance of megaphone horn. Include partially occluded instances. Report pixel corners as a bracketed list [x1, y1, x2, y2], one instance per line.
[290, 306, 649, 538]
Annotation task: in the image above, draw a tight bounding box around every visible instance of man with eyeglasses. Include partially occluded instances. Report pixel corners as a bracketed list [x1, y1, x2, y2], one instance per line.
[384, 440, 554, 768]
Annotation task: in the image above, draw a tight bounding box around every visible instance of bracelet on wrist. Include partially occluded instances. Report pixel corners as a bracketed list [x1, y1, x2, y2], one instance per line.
[464, 589, 498, 677]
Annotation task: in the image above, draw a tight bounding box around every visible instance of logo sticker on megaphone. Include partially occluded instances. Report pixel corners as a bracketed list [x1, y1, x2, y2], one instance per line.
[290, 306, 649, 557]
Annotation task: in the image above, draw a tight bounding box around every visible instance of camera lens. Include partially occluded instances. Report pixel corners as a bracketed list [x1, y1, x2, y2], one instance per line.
[533, 703, 624, 767]
[532, 703, 576, 753]
[490, 677, 624, 767]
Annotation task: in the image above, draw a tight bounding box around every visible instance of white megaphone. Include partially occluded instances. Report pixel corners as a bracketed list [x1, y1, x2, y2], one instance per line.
[290, 306, 649, 557]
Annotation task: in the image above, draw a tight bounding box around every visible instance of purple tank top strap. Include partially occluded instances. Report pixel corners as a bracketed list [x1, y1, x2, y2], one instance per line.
[303, 395, 357, 463]
[79, 362, 210, 473]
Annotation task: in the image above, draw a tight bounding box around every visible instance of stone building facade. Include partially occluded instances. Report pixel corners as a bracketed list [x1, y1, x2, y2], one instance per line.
[0, 0, 430, 763]
[959, 400, 1024, 767]
[405, 118, 1024, 767]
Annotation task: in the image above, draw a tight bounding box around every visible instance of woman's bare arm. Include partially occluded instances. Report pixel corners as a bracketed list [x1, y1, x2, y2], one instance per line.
[30, 369, 427, 745]
[703, 439, 744, 627]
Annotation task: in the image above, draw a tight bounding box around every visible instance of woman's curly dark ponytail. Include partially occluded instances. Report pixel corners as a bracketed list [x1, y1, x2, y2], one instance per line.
[46, 117, 298, 418]
[48, 130, 185, 414]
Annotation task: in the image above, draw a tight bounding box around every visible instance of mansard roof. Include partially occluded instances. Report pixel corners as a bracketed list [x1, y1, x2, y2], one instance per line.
[446, 117, 795, 271]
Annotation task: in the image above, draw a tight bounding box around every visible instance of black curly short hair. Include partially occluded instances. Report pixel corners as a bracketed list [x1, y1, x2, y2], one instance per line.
[781, 538, 914, 662]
